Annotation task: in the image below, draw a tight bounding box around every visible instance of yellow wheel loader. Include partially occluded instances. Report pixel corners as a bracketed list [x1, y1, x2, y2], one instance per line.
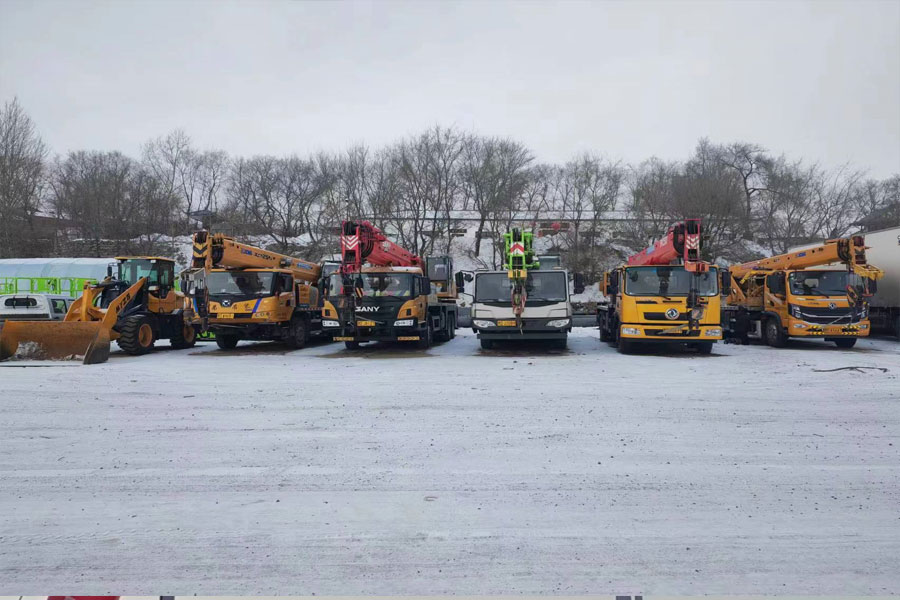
[0, 257, 196, 364]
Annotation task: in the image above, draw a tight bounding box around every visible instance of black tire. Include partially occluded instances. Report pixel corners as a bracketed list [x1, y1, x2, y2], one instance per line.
[617, 335, 635, 354]
[449, 314, 457, 339]
[434, 315, 451, 342]
[117, 314, 156, 355]
[170, 322, 197, 349]
[215, 334, 239, 350]
[286, 316, 308, 349]
[833, 338, 857, 349]
[344, 340, 361, 350]
[763, 318, 787, 348]
[480, 338, 494, 350]
[599, 319, 611, 342]
[695, 341, 713, 355]
[417, 323, 433, 349]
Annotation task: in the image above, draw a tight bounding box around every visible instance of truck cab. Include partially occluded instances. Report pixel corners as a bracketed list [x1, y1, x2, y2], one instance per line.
[470, 269, 572, 349]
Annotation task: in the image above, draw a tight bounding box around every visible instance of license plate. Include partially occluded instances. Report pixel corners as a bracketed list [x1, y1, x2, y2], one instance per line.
[218, 313, 234, 319]
[497, 320, 517, 327]
[397, 336, 420, 341]
[333, 336, 354, 341]
[357, 320, 376, 327]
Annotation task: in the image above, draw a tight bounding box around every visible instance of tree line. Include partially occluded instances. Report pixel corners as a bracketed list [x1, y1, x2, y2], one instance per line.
[2, 97, 897, 281]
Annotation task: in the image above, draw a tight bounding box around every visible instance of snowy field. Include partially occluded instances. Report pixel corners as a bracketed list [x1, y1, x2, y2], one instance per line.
[1, 329, 898, 594]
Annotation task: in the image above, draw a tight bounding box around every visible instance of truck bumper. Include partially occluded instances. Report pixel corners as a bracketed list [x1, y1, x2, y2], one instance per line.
[326, 323, 424, 342]
[619, 324, 723, 341]
[788, 322, 869, 337]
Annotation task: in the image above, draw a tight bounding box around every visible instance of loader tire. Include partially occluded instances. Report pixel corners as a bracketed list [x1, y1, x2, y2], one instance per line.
[215, 334, 239, 350]
[170, 323, 197, 349]
[286, 317, 308, 350]
[763, 318, 787, 348]
[833, 338, 857, 349]
[118, 315, 156, 355]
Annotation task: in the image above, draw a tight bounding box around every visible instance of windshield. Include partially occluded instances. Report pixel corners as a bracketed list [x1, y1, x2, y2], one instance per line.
[788, 271, 851, 296]
[624, 266, 718, 296]
[207, 271, 274, 297]
[328, 273, 414, 298]
[118, 259, 157, 285]
[475, 272, 568, 303]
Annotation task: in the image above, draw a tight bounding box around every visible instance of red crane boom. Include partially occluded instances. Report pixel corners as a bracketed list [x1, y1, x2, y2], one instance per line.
[627, 218, 708, 273]
[340, 220, 422, 272]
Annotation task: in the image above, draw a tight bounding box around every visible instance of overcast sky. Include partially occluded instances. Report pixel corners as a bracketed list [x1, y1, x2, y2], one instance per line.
[1, 0, 898, 177]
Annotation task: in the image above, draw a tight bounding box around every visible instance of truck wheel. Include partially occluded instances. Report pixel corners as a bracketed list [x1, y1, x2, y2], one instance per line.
[833, 338, 857, 349]
[763, 318, 787, 348]
[449, 314, 456, 339]
[617, 335, 635, 354]
[286, 317, 308, 349]
[417, 324, 433, 349]
[694, 341, 713, 355]
[170, 323, 197, 349]
[599, 319, 611, 342]
[480, 338, 494, 350]
[118, 315, 155, 355]
[434, 316, 451, 342]
[215, 334, 239, 350]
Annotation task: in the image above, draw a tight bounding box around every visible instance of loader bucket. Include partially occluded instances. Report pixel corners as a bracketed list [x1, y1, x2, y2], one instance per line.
[0, 321, 111, 364]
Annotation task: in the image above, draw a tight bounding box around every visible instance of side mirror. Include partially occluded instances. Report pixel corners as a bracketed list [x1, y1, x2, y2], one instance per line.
[106, 264, 114, 278]
[766, 273, 785, 296]
[454, 271, 465, 293]
[720, 269, 732, 296]
[573, 273, 585, 295]
[867, 278, 877, 296]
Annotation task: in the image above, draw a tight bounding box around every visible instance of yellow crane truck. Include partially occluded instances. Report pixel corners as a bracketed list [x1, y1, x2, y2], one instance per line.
[597, 219, 723, 354]
[723, 236, 883, 348]
[0, 256, 196, 364]
[181, 231, 335, 350]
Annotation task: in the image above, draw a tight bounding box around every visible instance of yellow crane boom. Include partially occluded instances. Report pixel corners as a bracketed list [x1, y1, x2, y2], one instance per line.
[730, 236, 883, 281]
[191, 231, 321, 281]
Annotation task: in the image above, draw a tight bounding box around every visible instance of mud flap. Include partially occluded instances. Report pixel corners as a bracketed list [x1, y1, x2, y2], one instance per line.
[0, 321, 110, 363]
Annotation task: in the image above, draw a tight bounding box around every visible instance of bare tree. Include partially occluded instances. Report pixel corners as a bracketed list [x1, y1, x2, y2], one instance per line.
[0, 98, 47, 257]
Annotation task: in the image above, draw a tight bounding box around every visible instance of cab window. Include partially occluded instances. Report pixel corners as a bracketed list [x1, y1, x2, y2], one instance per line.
[51, 299, 68, 314]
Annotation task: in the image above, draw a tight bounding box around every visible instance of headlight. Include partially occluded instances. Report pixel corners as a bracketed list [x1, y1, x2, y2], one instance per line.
[322, 319, 339, 327]
[705, 328, 722, 337]
[793, 323, 806, 329]
[790, 304, 802, 318]
[394, 319, 415, 327]
[547, 319, 570, 328]
[621, 327, 640, 336]
[473, 319, 494, 328]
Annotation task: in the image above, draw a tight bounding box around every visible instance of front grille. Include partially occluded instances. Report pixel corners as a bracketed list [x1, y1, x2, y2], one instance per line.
[644, 328, 701, 337]
[644, 311, 687, 321]
[791, 305, 861, 325]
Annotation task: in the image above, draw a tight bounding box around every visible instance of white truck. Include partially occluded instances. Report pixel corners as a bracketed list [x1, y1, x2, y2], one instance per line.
[469, 268, 573, 350]
[862, 226, 900, 338]
[0, 294, 73, 324]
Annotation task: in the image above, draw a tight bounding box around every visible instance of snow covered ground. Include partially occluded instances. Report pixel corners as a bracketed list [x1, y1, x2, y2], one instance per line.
[1, 329, 898, 594]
